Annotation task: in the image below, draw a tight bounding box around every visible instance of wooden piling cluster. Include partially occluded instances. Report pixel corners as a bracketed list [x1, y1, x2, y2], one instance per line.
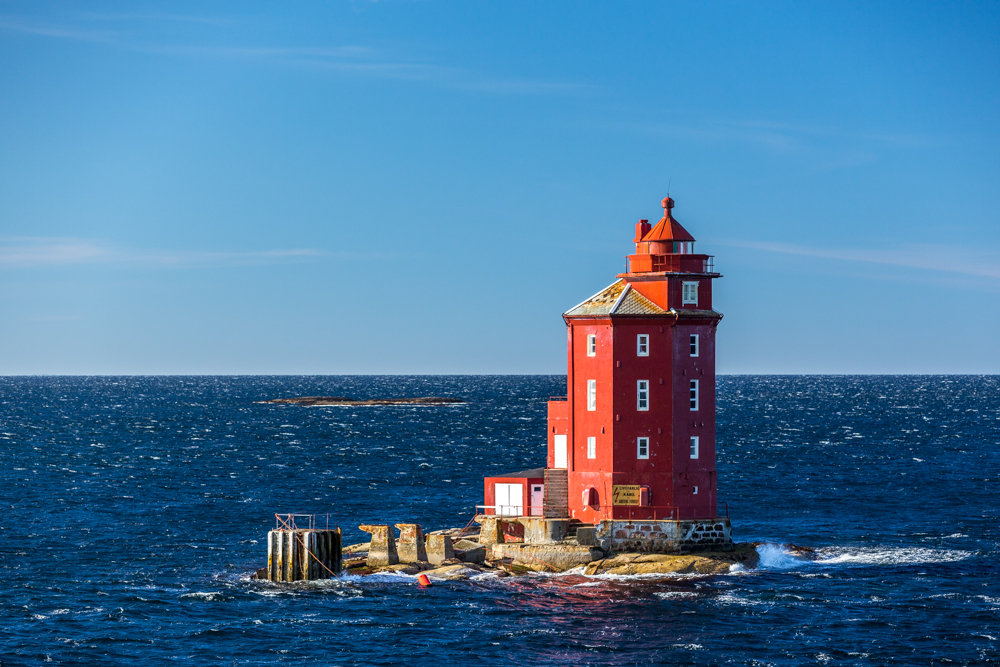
[267, 528, 342, 581]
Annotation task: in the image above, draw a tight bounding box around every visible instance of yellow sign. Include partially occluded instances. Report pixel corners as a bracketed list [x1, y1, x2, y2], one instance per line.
[612, 485, 641, 506]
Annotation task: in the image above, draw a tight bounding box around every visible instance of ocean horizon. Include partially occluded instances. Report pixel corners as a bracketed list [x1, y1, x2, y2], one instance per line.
[2, 374, 997, 665]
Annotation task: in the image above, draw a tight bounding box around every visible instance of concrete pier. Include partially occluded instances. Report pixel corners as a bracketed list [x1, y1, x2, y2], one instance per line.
[359, 524, 399, 567]
[267, 528, 342, 581]
[395, 523, 427, 563]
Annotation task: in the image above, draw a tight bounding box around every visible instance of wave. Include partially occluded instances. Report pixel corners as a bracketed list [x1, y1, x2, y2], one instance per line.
[753, 542, 972, 571]
[815, 546, 970, 566]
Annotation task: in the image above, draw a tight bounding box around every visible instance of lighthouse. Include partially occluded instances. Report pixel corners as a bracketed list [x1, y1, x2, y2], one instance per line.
[483, 197, 730, 553]
[553, 195, 722, 522]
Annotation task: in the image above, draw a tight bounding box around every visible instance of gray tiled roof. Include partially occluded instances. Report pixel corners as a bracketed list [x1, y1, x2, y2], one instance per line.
[614, 288, 667, 315]
[564, 281, 668, 317]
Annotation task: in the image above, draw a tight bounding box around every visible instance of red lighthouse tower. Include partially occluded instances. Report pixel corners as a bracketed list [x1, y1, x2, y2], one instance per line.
[546, 196, 723, 523]
[483, 197, 729, 553]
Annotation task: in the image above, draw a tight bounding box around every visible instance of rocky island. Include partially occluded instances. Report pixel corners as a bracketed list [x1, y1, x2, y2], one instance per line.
[257, 396, 465, 406]
[333, 521, 761, 581]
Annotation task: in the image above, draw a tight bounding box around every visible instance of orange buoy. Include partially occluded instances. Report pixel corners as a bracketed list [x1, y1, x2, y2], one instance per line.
[417, 573, 432, 587]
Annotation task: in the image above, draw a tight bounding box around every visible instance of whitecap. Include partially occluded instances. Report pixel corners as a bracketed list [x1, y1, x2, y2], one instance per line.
[815, 546, 970, 566]
[179, 591, 228, 602]
[755, 543, 810, 570]
[655, 591, 699, 600]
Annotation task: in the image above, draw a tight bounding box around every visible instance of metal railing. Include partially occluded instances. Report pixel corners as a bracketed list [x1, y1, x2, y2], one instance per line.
[474, 503, 730, 521]
[274, 513, 335, 530]
[476, 504, 544, 518]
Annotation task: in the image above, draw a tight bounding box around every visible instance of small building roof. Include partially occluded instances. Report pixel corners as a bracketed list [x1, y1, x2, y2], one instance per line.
[494, 467, 545, 479]
[641, 196, 696, 243]
[564, 281, 667, 317]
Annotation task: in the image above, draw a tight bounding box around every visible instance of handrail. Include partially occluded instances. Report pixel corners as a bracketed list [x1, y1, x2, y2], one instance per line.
[476, 504, 543, 518]
[274, 513, 334, 530]
[475, 504, 730, 521]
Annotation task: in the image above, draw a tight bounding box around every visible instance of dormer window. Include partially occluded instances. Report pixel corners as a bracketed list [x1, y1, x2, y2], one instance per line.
[682, 281, 699, 305]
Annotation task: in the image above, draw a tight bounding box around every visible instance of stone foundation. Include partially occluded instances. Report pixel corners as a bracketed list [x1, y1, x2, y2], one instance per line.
[595, 518, 732, 553]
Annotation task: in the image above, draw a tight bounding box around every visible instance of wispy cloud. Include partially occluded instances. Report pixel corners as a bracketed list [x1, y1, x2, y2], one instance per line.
[721, 240, 1000, 280]
[0, 238, 325, 269]
[0, 14, 590, 96]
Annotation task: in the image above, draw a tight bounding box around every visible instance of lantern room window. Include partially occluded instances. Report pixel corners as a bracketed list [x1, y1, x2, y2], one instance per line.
[587, 436, 596, 459]
[682, 281, 699, 305]
[637, 380, 649, 411]
[637, 437, 649, 460]
[587, 334, 596, 357]
[689, 380, 699, 411]
[637, 334, 649, 356]
[690, 334, 699, 357]
[587, 380, 597, 411]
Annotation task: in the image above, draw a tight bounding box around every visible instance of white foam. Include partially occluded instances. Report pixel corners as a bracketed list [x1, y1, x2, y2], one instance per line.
[655, 591, 699, 600]
[815, 546, 970, 566]
[179, 591, 227, 601]
[755, 543, 810, 570]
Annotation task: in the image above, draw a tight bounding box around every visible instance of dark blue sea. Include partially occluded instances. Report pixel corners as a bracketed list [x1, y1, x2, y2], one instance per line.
[1, 375, 998, 665]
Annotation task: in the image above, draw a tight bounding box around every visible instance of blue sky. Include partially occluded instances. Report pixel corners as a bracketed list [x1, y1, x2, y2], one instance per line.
[1, 1, 998, 374]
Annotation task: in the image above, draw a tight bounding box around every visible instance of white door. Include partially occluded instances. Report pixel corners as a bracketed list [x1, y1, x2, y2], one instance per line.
[554, 434, 568, 469]
[530, 484, 544, 516]
[495, 483, 523, 517]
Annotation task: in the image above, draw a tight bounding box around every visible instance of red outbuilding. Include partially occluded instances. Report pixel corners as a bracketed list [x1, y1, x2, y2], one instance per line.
[485, 196, 723, 526]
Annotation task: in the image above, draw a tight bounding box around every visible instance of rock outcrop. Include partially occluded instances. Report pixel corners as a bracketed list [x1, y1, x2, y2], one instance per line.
[584, 543, 759, 575]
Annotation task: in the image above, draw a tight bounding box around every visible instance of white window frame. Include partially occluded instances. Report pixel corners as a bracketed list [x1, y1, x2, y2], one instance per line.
[587, 436, 596, 459]
[587, 380, 596, 411]
[637, 380, 649, 411]
[637, 437, 649, 460]
[636, 334, 649, 357]
[682, 281, 699, 306]
[693, 486, 699, 495]
[689, 379, 699, 411]
[690, 436, 699, 459]
[587, 334, 596, 357]
[690, 334, 699, 357]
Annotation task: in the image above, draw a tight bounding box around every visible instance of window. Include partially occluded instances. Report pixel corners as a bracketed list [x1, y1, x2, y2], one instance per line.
[693, 486, 699, 495]
[637, 437, 649, 459]
[587, 436, 596, 459]
[637, 380, 649, 411]
[587, 334, 596, 357]
[690, 334, 699, 357]
[587, 380, 596, 411]
[689, 380, 699, 411]
[637, 334, 649, 356]
[682, 281, 699, 305]
[690, 436, 699, 459]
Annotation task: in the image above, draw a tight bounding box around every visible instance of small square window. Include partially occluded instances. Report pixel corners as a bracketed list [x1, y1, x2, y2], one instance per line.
[587, 436, 596, 459]
[587, 334, 596, 357]
[637, 334, 649, 356]
[637, 380, 649, 411]
[689, 380, 699, 411]
[587, 380, 597, 411]
[637, 437, 649, 459]
[690, 334, 699, 357]
[690, 436, 699, 459]
[682, 281, 699, 306]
